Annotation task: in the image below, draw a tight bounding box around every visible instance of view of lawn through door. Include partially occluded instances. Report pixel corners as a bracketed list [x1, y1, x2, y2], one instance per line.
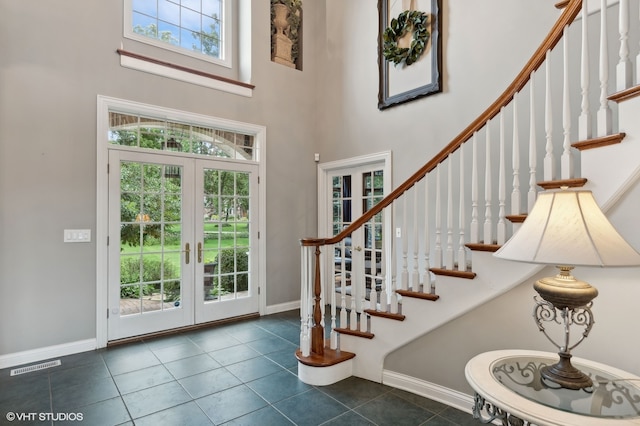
[119, 163, 250, 316]
[119, 160, 184, 316]
[200, 167, 250, 303]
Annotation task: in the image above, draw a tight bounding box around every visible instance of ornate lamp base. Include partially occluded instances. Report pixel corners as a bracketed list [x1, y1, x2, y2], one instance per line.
[540, 352, 593, 390]
[532, 266, 598, 391]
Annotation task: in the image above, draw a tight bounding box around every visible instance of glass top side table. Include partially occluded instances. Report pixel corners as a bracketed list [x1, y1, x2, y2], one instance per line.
[466, 350, 640, 426]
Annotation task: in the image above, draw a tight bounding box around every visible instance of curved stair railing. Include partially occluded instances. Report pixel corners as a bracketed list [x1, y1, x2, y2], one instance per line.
[297, 0, 638, 378]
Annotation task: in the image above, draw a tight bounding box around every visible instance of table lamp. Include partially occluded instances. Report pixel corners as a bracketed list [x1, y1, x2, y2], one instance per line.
[494, 187, 640, 390]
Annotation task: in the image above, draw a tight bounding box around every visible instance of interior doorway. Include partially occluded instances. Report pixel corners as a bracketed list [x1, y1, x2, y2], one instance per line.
[317, 152, 392, 309]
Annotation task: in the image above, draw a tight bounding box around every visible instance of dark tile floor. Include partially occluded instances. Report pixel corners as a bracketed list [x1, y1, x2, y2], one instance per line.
[0, 310, 477, 425]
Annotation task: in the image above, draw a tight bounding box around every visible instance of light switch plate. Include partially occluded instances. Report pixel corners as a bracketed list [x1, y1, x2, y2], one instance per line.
[64, 229, 91, 243]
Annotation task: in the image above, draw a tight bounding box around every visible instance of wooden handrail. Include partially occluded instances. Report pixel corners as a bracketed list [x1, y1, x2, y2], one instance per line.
[301, 0, 583, 248]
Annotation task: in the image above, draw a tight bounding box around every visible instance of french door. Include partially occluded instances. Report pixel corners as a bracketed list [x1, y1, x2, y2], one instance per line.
[107, 150, 258, 340]
[324, 161, 389, 309]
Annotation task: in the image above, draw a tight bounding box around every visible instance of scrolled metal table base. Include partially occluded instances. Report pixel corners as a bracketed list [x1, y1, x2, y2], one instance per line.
[473, 393, 533, 426]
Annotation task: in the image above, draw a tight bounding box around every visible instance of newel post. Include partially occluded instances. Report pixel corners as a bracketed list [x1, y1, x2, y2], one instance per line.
[311, 246, 324, 355]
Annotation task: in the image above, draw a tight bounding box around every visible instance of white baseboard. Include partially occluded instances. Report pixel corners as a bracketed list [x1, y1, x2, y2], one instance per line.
[265, 300, 300, 315]
[0, 339, 97, 370]
[382, 369, 475, 415]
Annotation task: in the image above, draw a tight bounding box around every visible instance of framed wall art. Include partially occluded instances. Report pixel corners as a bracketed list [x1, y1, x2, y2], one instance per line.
[378, 0, 442, 110]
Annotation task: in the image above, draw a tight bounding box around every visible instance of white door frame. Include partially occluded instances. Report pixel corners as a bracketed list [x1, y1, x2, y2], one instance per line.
[317, 151, 392, 302]
[96, 95, 267, 348]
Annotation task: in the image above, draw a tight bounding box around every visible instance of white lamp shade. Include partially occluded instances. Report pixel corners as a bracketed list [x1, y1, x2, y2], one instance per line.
[494, 190, 640, 266]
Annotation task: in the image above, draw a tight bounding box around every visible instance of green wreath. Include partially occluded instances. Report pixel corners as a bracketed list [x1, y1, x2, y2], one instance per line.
[383, 10, 430, 67]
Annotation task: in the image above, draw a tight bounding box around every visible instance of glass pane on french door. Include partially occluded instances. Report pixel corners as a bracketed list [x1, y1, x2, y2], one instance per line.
[108, 150, 194, 341]
[195, 160, 258, 323]
[330, 166, 385, 310]
[119, 162, 182, 314]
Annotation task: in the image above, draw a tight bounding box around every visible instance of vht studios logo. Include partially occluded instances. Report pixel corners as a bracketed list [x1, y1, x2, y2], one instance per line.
[5, 412, 84, 422]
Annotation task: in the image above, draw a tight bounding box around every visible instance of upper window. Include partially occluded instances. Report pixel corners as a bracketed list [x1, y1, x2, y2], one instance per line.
[124, 0, 231, 67]
[108, 112, 256, 162]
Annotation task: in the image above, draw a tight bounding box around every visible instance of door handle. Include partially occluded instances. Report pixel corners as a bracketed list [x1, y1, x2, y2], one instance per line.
[185, 242, 190, 264]
[354, 246, 363, 251]
[197, 242, 202, 263]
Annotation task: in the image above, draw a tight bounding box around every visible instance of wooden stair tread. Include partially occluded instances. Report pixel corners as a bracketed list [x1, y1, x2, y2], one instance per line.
[364, 309, 405, 321]
[334, 326, 375, 339]
[296, 346, 356, 367]
[506, 214, 527, 223]
[396, 289, 440, 301]
[429, 267, 477, 279]
[465, 243, 501, 253]
[537, 178, 587, 190]
[609, 85, 640, 103]
[572, 133, 626, 151]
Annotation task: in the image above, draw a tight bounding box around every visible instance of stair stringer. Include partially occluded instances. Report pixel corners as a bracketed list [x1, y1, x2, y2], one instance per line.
[339, 252, 544, 383]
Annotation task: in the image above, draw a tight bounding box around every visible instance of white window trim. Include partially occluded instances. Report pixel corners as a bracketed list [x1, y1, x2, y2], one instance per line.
[123, 0, 232, 69]
[96, 95, 267, 348]
[118, 52, 253, 97]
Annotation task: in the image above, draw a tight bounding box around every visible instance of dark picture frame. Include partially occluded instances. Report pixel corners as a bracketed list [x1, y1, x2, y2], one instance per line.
[378, 0, 442, 110]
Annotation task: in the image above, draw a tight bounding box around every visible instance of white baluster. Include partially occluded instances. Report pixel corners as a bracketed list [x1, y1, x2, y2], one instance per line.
[379, 234, 388, 312]
[470, 133, 479, 243]
[511, 92, 521, 216]
[598, 0, 612, 136]
[330, 244, 337, 349]
[544, 50, 555, 182]
[412, 188, 420, 290]
[528, 72, 538, 212]
[339, 242, 348, 326]
[390, 202, 399, 314]
[423, 175, 432, 293]
[434, 164, 443, 268]
[369, 281, 377, 312]
[380, 201, 390, 312]
[445, 156, 454, 269]
[617, 0, 632, 91]
[458, 145, 467, 271]
[579, 0, 592, 141]
[484, 123, 493, 245]
[401, 196, 409, 290]
[497, 109, 506, 245]
[561, 26, 573, 180]
[300, 246, 310, 356]
[348, 298, 357, 332]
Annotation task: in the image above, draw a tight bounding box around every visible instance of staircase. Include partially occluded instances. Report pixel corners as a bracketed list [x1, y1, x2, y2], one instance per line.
[297, 0, 640, 390]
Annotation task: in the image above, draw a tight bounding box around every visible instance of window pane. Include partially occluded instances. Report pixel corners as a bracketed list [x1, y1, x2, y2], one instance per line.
[127, 0, 226, 62]
[202, 0, 221, 18]
[181, 6, 201, 32]
[158, 0, 180, 26]
[132, 0, 157, 15]
[157, 21, 180, 45]
[182, 28, 199, 51]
